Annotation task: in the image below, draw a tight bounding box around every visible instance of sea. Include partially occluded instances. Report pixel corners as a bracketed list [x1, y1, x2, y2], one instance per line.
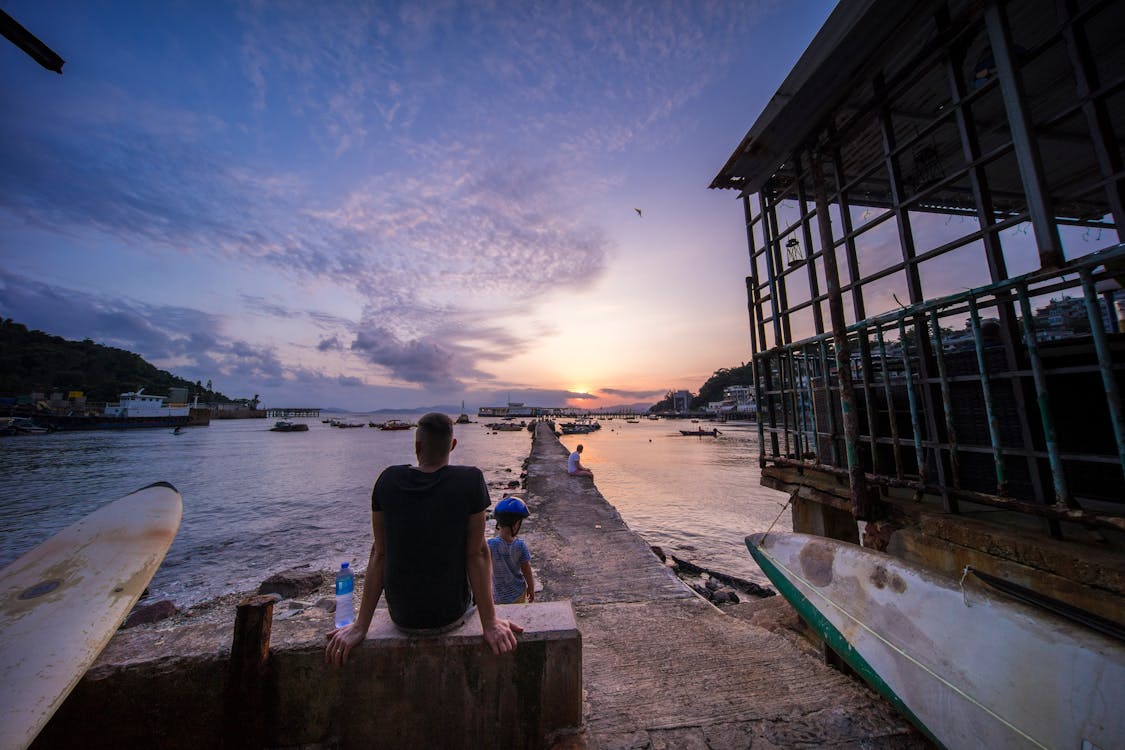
[0, 416, 790, 608]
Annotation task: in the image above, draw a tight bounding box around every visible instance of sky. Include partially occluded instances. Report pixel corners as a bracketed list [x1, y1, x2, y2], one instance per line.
[0, 0, 839, 412]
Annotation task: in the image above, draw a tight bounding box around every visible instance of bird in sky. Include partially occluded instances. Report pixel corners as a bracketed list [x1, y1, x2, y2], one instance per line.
[634, 208, 643, 218]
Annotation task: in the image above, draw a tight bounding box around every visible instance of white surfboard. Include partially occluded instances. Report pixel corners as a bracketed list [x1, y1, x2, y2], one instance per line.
[0, 481, 182, 750]
[747, 532, 1124, 750]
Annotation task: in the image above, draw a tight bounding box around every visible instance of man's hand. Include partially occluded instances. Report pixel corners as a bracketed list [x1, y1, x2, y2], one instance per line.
[482, 617, 524, 654]
[324, 622, 367, 667]
[526, 588, 535, 603]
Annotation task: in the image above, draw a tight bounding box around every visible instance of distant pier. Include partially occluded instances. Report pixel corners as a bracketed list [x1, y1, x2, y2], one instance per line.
[265, 408, 321, 418]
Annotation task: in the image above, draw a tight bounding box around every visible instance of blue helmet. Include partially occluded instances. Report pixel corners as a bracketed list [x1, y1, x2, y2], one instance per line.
[494, 497, 529, 517]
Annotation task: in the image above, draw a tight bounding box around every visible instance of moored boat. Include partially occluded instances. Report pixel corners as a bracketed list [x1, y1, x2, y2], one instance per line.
[679, 428, 720, 437]
[746, 532, 1125, 749]
[559, 418, 600, 435]
[486, 422, 525, 432]
[4, 417, 50, 435]
[269, 420, 308, 432]
[40, 390, 194, 431]
[377, 419, 413, 431]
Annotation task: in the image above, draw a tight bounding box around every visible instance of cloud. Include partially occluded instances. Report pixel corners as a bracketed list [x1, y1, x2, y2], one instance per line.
[1, 0, 780, 402]
[599, 386, 667, 399]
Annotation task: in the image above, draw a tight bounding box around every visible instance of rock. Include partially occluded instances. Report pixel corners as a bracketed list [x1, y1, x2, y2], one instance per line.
[507, 480, 520, 488]
[690, 583, 712, 599]
[712, 589, 741, 605]
[258, 568, 324, 599]
[704, 578, 720, 592]
[123, 599, 177, 628]
[650, 546, 667, 562]
[314, 596, 337, 613]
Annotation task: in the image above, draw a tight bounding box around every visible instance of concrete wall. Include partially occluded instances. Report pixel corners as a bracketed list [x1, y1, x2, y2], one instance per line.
[33, 602, 581, 749]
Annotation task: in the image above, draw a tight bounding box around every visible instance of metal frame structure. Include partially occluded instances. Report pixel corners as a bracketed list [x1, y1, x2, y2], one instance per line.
[713, 0, 1125, 539]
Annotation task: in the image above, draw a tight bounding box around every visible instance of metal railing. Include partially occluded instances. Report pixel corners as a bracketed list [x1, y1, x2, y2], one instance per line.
[755, 244, 1125, 535]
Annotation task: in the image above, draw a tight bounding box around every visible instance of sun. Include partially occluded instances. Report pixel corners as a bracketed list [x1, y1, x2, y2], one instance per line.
[571, 385, 591, 396]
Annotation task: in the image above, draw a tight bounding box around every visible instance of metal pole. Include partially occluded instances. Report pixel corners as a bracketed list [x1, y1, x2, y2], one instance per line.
[985, 1, 1064, 267]
[930, 310, 961, 493]
[968, 298, 1008, 495]
[1015, 285, 1072, 508]
[818, 339, 841, 466]
[898, 317, 927, 495]
[876, 326, 905, 480]
[1079, 268, 1125, 477]
[810, 151, 868, 518]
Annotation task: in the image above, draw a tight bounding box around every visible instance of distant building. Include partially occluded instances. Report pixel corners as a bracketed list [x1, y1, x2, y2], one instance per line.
[671, 390, 693, 413]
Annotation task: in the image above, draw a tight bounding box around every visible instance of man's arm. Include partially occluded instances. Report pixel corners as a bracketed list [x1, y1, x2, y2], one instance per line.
[466, 510, 523, 653]
[325, 511, 386, 667]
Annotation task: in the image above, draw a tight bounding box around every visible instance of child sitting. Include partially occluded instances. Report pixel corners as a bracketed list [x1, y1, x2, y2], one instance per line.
[488, 497, 535, 604]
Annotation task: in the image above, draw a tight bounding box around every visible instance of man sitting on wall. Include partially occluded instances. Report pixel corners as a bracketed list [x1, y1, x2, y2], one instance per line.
[568, 444, 594, 478]
[325, 412, 522, 665]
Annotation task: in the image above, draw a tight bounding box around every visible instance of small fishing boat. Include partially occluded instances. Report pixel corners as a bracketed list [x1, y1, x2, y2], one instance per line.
[746, 532, 1125, 749]
[560, 418, 600, 435]
[377, 419, 413, 431]
[269, 420, 308, 432]
[486, 422, 525, 432]
[679, 428, 720, 437]
[4, 418, 50, 435]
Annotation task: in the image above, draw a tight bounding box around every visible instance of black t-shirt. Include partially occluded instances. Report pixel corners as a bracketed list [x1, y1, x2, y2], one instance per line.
[371, 464, 490, 629]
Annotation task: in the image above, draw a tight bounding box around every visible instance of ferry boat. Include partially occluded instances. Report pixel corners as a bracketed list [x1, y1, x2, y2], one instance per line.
[43, 390, 195, 431]
[104, 390, 189, 418]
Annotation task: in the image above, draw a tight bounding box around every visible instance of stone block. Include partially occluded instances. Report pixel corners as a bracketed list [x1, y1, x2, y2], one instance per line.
[33, 601, 582, 750]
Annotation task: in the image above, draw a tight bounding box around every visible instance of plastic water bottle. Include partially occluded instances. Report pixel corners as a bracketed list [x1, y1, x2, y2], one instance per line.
[334, 562, 354, 628]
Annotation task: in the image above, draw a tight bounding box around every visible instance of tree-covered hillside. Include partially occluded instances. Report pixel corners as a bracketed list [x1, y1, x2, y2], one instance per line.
[0, 319, 236, 403]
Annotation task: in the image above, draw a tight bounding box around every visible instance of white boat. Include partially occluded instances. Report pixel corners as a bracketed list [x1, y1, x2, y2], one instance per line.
[746, 532, 1124, 750]
[104, 389, 189, 418]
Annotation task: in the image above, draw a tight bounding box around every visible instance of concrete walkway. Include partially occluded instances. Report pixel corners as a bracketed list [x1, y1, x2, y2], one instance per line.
[522, 423, 929, 749]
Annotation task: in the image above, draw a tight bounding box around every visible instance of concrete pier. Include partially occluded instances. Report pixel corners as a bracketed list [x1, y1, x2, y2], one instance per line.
[524, 423, 927, 748]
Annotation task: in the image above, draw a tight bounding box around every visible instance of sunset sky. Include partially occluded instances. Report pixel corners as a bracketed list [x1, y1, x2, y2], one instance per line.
[1, 1, 838, 411]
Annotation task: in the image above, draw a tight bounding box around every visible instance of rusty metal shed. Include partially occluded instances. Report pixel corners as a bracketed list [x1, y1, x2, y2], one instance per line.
[713, 0, 1124, 624]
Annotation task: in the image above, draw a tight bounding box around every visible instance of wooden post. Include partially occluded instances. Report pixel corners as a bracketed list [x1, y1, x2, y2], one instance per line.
[222, 594, 277, 748]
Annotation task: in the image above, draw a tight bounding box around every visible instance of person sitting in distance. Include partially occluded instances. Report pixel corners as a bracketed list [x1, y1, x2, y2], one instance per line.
[568, 444, 593, 478]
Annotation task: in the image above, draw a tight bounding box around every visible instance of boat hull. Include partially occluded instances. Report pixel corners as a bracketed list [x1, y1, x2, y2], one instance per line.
[746, 532, 1124, 750]
[40, 414, 192, 431]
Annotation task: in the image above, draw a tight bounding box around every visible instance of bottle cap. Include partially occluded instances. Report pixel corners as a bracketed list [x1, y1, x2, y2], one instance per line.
[341, 562, 349, 569]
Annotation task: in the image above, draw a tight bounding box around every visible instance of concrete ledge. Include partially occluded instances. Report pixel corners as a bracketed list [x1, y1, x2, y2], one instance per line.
[34, 601, 582, 749]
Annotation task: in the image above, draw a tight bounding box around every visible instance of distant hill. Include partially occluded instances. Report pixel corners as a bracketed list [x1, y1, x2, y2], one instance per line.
[0, 318, 239, 404]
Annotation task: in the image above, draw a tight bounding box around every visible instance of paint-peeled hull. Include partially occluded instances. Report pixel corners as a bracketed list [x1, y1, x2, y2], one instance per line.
[747, 532, 1124, 750]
